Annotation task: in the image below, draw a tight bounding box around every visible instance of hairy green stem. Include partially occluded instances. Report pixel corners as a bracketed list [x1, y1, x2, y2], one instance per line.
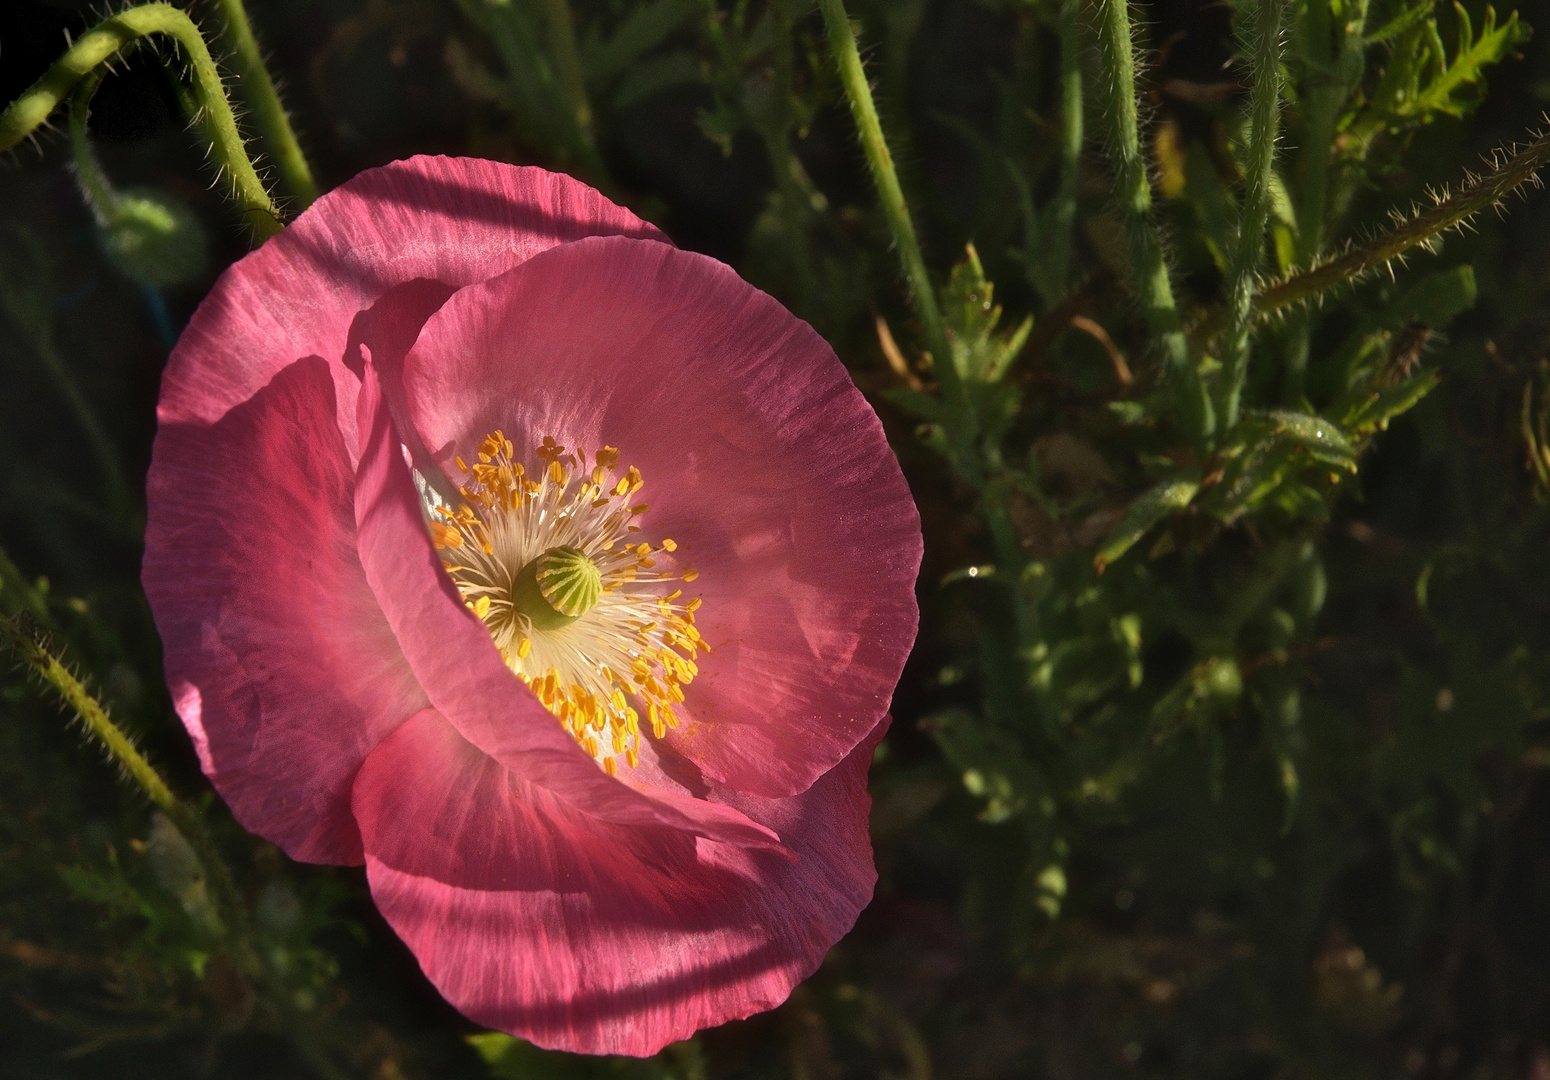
[1256, 129, 1550, 316]
[1092, 0, 1214, 447]
[0, 616, 349, 1080]
[1219, 0, 1286, 429]
[1, 618, 189, 839]
[0, 621, 250, 979]
[209, 0, 317, 208]
[68, 71, 118, 216]
[818, 0, 980, 477]
[0, 3, 282, 239]
[1047, 0, 1083, 298]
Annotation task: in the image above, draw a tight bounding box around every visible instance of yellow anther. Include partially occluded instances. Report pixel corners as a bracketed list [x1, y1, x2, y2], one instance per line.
[686, 597, 702, 612]
[433, 429, 706, 779]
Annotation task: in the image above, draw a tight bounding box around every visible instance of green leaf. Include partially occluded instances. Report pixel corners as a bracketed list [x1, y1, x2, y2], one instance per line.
[1388, 5, 1527, 122]
[1253, 410, 1359, 471]
[1095, 477, 1200, 572]
[940, 244, 1031, 383]
[583, 0, 701, 88]
[1344, 369, 1442, 434]
[1366, 0, 1437, 45]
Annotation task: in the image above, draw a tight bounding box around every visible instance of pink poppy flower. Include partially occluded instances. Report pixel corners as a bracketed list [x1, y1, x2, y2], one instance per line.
[141, 157, 921, 1056]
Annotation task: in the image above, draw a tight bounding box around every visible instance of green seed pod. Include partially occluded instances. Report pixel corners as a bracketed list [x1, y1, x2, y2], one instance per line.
[98, 187, 208, 289]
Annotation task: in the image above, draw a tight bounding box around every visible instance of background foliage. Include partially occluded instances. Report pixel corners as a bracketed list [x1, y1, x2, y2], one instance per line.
[6, 0, 1550, 1075]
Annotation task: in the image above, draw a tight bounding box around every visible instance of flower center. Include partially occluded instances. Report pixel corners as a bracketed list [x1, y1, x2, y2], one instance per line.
[512, 545, 602, 629]
[424, 431, 705, 776]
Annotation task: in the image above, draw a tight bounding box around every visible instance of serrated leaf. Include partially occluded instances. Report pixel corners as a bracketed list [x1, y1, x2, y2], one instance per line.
[1095, 478, 1200, 572]
[1391, 5, 1526, 121]
[940, 244, 1031, 383]
[1367, 0, 1437, 45]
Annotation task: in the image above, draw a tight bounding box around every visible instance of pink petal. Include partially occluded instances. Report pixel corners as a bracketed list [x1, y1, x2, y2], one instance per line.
[353, 709, 884, 1056]
[142, 357, 427, 863]
[402, 236, 922, 797]
[351, 360, 782, 850]
[156, 157, 664, 458]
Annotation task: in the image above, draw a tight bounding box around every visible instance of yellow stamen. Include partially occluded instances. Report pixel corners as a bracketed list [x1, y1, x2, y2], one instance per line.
[430, 430, 707, 776]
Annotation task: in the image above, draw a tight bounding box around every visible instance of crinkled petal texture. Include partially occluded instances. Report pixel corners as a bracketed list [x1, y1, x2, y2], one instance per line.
[403, 236, 923, 797]
[354, 710, 886, 1056]
[146, 158, 662, 862]
[143, 156, 921, 1057]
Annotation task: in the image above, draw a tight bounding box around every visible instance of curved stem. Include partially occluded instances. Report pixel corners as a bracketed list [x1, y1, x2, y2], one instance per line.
[67, 70, 120, 217]
[818, 0, 980, 479]
[0, 3, 282, 240]
[1219, 0, 1286, 430]
[209, 0, 317, 208]
[1091, 0, 1215, 448]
